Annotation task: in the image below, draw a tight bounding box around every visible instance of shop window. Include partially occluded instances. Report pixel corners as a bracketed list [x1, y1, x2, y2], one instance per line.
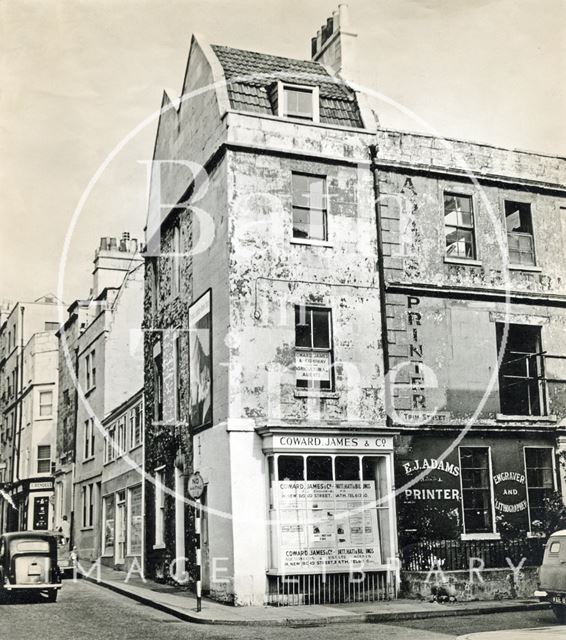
[102, 494, 115, 556]
[525, 447, 555, 529]
[497, 323, 543, 416]
[459, 447, 494, 534]
[281, 85, 316, 121]
[39, 390, 53, 417]
[505, 201, 535, 266]
[444, 193, 476, 259]
[306, 455, 333, 480]
[277, 455, 304, 481]
[37, 445, 51, 474]
[335, 456, 360, 481]
[269, 453, 392, 574]
[292, 173, 327, 241]
[128, 485, 143, 556]
[295, 306, 333, 390]
[154, 469, 165, 547]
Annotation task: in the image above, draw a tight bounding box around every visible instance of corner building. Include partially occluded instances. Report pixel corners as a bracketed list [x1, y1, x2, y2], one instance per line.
[143, 10, 398, 606]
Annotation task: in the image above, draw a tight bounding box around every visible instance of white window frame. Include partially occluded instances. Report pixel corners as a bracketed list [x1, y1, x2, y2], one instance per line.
[36, 444, 51, 474]
[458, 446, 499, 540]
[82, 483, 94, 528]
[295, 305, 334, 390]
[154, 468, 166, 548]
[38, 390, 53, 418]
[523, 446, 557, 534]
[278, 82, 320, 122]
[85, 354, 91, 390]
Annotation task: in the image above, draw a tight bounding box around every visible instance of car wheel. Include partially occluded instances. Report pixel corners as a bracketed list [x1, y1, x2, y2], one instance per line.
[551, 604, 566, 623]
[46, 589, 58, 603]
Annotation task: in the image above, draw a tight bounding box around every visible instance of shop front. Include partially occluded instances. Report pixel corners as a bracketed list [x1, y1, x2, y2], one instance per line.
[7, 477, 54, 532]
[395, 431, 559, 577]
[261, 429, 399, 605]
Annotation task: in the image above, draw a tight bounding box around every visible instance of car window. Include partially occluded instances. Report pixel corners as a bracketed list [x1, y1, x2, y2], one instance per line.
[11, 540, 50, 553]
[549, 541, 561, 554]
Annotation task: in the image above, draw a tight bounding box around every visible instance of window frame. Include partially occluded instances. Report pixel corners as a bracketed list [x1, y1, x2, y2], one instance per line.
[291, 172, 328, 243]
[294, 305, 335, 391]
[154, 468, 166, 548]
[278, 82, 320, 122]
[36, 444, 51, 474]
[504, 199, 536, 267]
[496, 323, 545, 417]
[82, 482, 94, 528]
[38, 390, 53, 418]
[171, 224, 182, 296]
[84, 418, 95, 460]
[524, 446, 556, 533]
[443, 191, 477, 260]
[458, 446, 497, 537]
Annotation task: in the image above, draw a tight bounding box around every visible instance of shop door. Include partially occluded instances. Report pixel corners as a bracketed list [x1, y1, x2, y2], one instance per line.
[115, 492, 126, 565]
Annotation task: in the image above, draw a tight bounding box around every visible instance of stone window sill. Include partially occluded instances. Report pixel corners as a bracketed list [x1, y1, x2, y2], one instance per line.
[291, 238, 333, 248]
[153, 543, 166, 550]
[508, 264, 542, 272]
[496, 413, 557, 423]
[294, 390, 339, 399]
[444, 257, 482, 267]
[461, 533, 501, 541]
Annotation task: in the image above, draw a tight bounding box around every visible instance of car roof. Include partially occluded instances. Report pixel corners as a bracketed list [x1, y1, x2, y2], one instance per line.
[549, 530, 566, 537]
[1, 531, 58, 541]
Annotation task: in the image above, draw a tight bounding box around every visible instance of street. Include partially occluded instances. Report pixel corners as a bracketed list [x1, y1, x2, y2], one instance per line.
[0, 580, 561, 640]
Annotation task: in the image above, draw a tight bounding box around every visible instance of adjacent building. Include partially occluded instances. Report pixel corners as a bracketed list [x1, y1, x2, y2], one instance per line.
[0, 295, 63, 533]
[54, 234, 144, 563]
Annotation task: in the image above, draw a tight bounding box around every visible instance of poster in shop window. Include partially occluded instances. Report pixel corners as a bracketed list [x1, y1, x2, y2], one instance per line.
[274, 480, 381, 573]
[189, 289, 212, 430]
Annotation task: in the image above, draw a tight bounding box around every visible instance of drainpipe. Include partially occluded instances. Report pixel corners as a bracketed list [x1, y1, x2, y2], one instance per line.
[370, 144, 392, 427]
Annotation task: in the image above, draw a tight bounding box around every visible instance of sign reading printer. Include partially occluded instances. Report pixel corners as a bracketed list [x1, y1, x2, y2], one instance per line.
[275, 480, 381, 573]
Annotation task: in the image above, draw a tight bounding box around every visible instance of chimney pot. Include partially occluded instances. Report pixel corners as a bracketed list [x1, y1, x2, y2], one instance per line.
[109, 238, 117, 250]
[311, 36, 317, 57]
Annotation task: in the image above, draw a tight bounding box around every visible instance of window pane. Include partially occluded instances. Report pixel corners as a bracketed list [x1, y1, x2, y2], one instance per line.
[292, 207, 310, 238]
[505, 201, 532, 234]
[284, 88, 313, 118]
[460, 447, 493, 532]
[295, 306, 312, 348]
[312, 309, 330, 349]
[335, 456, 360, 481]
[306, 455, 332, 480]
[278, 455, 304, 481]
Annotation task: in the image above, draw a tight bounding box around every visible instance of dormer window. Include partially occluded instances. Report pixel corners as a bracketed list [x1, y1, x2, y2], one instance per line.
[278, 83, 319, 122]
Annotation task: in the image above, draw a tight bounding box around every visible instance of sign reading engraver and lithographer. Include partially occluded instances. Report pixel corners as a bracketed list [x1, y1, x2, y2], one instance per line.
[274, 480, 382, 573]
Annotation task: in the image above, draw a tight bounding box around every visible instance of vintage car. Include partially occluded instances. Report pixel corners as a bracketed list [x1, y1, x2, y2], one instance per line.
[535, 529, 566, 623]
[0, 532, 62, 602]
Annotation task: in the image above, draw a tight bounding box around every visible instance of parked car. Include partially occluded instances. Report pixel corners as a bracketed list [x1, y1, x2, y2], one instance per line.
[0, 532, 62, 602]
[535, 529, 566, 623]
[55, 534, 78, 577]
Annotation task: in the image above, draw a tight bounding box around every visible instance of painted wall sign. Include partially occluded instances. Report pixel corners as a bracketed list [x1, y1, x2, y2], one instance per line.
[29, 481, 54, 491]
[267, 434, 393, 452]
[493, 470, 528, 513]
[402, 458, 460, 477]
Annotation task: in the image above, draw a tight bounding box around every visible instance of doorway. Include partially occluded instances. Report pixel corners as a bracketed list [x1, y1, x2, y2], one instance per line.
[115, 491, 126, 565]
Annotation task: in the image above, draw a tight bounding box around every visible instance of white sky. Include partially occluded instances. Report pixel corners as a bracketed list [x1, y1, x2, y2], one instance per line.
[1, 0, 564, 303]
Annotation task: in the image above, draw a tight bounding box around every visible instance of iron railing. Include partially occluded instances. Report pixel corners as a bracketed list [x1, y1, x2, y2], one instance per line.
[266, 570, 397, 606]
[400, 537, 546, 572]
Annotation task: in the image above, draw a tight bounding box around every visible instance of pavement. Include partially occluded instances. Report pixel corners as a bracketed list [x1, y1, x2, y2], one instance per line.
[76, 562, 550, 627]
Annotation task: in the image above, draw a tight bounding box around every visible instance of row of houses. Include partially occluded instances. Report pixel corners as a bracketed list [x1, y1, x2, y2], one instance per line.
[2, 4, 566, 606]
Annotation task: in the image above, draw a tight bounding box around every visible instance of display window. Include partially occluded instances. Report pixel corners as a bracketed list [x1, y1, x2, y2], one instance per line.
[268, 453, 393, 574]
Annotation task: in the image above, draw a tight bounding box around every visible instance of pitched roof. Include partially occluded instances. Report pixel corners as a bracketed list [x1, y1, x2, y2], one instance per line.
[211, 45, 363, 129]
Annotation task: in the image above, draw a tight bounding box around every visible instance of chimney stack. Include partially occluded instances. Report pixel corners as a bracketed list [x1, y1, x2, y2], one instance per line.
[92, 232, 141, 298]
[311, 4, 359, 80]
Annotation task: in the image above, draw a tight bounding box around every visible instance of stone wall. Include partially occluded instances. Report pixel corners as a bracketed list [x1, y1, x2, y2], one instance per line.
[402, 567, 540, 602]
